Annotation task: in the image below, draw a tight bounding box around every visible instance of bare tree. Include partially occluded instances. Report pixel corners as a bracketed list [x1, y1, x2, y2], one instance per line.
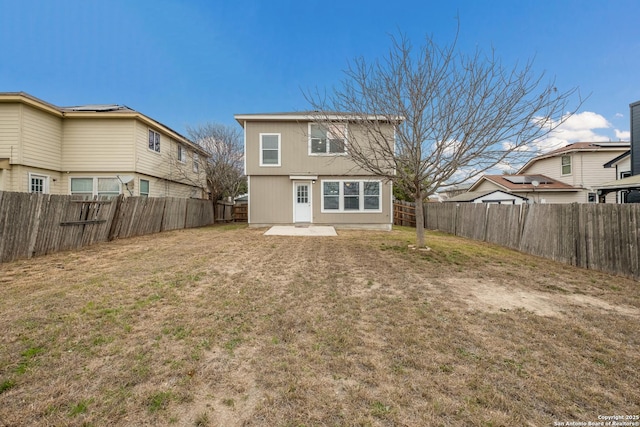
[307, 31, 582, 247]
[186, 122, 246, 202]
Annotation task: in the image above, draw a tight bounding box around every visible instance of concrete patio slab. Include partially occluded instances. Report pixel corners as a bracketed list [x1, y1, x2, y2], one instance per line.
[264, 226, 337, 236]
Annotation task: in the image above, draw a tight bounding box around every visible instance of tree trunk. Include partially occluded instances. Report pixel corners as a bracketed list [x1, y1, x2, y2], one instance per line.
[415, 191, 425, 247]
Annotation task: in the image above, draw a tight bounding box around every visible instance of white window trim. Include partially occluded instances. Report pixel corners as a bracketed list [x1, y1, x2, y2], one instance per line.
[28, 172, 50, 194]
[177, 145, 186, 163]
[193, 153, 200, 173]
[308, 123, 348, 156]
[70, 177, 122, 197]
[260, 133, 281, 167]
[140, 179, 150, 197]
[148, 129, 161, 154]
[561, 155, 571, 176]
[321, 179, 383, 213]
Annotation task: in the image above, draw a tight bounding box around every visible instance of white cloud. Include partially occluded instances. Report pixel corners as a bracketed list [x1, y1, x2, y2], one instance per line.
[615, 113, 624, 119]
[533, 111, 613, 153]
[615, 129, 630, 140]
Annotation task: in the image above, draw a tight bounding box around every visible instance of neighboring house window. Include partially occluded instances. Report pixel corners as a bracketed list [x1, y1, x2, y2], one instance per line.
[140, 179, 150, 197]
[70, 177, 121, 198]
[178, 145, 186, 163]
[193, 153, 200, 173]
[620, 171, 631, 179]
[309, 123, 346, 155]
[260, 133, 280, 166]
[149, 129, 160, 153]
[71, 178, 94, 197]
[322, 180, 382, 212]
[29, 173, 49, 194]
[97, 178, 120, 197]
[561, 155, 571, 175]
[588, 192, 597, 203]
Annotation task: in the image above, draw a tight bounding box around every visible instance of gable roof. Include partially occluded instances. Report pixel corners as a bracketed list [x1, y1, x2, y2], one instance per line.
[603, 150, 631, 168]
[518, 141, 630, 173]
[445, 190, 529, 202]
[469, 174, 578, 192]
[0, 92, 208, 157]
[234, 111, 403, 127]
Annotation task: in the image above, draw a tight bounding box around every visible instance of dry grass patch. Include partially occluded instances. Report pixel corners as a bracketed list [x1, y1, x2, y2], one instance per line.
[0, 225, 638, 426]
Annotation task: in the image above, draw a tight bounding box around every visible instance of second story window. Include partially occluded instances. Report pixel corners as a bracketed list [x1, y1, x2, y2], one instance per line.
[561, 155, 571, 175]
[178, 145, 186, 162]
[149, 129, 160, 153]
[309, 123, 346, 155]
[260, 133, 280, 166]
[193, 153, 200, 173]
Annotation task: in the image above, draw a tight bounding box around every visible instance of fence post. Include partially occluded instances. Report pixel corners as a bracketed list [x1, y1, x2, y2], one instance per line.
[107, 195, 124, 241]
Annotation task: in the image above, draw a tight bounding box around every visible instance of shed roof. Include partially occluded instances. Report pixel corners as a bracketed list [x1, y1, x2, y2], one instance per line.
[594, 174, 640, 192]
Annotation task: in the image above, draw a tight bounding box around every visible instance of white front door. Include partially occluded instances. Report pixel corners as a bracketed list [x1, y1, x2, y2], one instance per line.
[294, 182, 311, 223]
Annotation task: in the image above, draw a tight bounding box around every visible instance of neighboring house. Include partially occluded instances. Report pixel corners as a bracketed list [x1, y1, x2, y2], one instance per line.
[468, 142, 631, 203]
[234, 112, 398, 229]
[445, 190, 528, 205]
[596, 100, 640, 203]
[0, 92, 208, 198]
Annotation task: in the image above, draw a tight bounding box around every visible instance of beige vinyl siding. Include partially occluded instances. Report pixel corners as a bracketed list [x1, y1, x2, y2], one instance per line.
[0, 103, 20, 162]
[62, 118, 135, 171]
[0, 165, 62, 194]
[249, 176, 293, 224]
[524, 151, 626, 187]
[21, 104, 63, 170]
[135, 121, 167, 177]
[529, 191, 585, 204]
[144, 176, 205, 198]
[313, 176, 392, 227]
[1, 165, 24, 192]
[522, 157, 563, 180]
[245, 121, 377, 176]
[133, 121, 206, 190]
[572, 152, 623, 190]
[474, 180, 505, 192]
[248, 175, 392, 227]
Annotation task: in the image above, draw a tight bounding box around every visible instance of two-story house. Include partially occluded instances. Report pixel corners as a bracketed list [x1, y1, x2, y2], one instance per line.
[467, 142, 631, 203]
[595, 100, 640, 202]
[234, 112, 397, 229]
[0, 92, 208, 198]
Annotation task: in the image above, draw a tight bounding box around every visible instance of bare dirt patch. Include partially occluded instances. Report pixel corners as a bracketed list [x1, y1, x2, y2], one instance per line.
[0, 225, 638, 426]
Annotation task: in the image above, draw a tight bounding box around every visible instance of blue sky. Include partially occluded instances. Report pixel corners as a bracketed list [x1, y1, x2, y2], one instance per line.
[1, 0, 639, 151]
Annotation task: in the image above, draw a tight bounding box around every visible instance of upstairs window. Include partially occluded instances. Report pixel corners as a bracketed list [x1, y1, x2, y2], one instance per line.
[561, 155, 571, 175]
[260, 133, 280, 166]
[193, 153, 200, 173]
[149, 129, 160, 153]
[309, 123, 346, 155]
[177, 145, 186, 162]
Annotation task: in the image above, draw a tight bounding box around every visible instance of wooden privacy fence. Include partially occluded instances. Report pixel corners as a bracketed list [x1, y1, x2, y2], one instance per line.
[0, 191, 214, 263]
[423, 203, 640, 280]
[393, 200, 417, 227]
